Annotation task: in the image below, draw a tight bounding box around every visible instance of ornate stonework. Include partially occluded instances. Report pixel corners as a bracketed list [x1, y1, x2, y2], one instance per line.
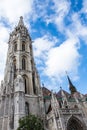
[0, 17, 45, 130]
[44, 85, 87, 130]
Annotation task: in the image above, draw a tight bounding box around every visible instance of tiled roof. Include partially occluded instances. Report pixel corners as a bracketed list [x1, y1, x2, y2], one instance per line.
[42, 87, 51, 96]
[56, 89, 70, 98]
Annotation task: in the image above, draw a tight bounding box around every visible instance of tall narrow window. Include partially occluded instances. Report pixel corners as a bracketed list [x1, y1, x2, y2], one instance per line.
[22, 58, 26, 70]
[32, 73, 36, 94]
[13, 58, 16, 78]
[25, 102, 29, 115]
[22, 43, 25, 51]
[14, 43, 17, 51]
[24, 78, 27, 94]
[23, 75, 28, 94]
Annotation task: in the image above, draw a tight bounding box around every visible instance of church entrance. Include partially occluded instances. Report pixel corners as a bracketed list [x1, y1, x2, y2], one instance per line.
[67, 116, 84, 130]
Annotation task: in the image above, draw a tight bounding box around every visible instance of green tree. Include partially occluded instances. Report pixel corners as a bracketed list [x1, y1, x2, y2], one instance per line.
[17, 114, 44, 130]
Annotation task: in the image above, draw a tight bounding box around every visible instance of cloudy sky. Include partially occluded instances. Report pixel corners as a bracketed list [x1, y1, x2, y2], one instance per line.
[0, 0, 87, 94]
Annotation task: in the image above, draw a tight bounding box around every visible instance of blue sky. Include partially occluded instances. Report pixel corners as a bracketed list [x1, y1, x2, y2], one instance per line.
[0, 0, 87, 94]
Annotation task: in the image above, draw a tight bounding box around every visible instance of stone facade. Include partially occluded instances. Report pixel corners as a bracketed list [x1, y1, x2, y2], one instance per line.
[0, 17, 87, 130]
[0, 17, 45, 130]
[44, 79, 87, 130]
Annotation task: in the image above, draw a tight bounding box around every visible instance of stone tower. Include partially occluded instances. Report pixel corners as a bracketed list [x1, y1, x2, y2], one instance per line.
[0, 17, 44, 130]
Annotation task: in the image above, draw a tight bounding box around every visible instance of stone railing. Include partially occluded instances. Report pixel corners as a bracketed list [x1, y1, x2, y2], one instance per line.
[59, 108, 81, 115]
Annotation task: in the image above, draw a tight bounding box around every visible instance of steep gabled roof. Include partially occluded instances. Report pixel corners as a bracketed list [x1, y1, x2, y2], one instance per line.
[42, 87, 51, 96]
[84, 94, 87, 97]
[56, 89, 70, 98]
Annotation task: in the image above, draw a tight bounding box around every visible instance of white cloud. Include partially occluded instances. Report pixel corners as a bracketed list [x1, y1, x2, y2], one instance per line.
[33, 35, 59, 78]
[81, 0, 87, 13]
[53, 0, 70, 30]
[33, 33, 80, 85]
[45, 0, 87, 43]
[0, 24, 8, 82]
[41, 1, 87, 89]
[31, 0, 50, 22]
[0, 23, 9, 42]
[70, 13, 87, 42]
[0, 0, 33, 23]
[45, 0, 70, 31]
[33, 35, 58, 58]
[41, 1, 87, 85]
[44, 38, 80, 81]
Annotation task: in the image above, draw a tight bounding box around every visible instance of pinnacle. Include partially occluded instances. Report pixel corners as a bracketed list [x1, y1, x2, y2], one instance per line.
[18, 16, 24, 27]
[67, 74, 77, 94]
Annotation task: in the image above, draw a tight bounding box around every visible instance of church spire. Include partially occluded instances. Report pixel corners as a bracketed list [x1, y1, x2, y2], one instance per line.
[66, 74, 77, 94]
[18, 16, 24, 27]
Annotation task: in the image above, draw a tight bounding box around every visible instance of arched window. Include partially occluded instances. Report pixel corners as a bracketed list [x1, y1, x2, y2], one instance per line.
[64, 101, 68, 108]
[32, 72, 36, 94]
[23, 75, 29, 94]
[25, 102, 29, 115]
[14, 43, 17, 51]
[22, 58, 26, 70]
[85, 97, 87, 101]
[13, 58, 16, 78]
[74, 105, 78, 109]
[59, 101, 62, 108]
[67, 116, 84, 130]
[22, 42, 25, 51]
[24, 78, 27, 94]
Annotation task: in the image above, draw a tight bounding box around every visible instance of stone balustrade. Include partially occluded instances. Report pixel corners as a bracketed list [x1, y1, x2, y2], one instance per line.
[59, 108, 81, 115]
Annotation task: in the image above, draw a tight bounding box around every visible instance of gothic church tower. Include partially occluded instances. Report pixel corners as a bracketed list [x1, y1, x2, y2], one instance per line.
[0, 17, 44, 130]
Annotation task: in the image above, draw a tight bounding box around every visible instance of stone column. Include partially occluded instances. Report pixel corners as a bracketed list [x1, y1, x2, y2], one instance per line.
[14, 75, 25, 130]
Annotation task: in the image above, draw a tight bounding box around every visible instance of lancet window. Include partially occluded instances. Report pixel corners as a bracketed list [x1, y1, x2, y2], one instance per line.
[67, 116, 84, 130]
[13, 58, 16, 78]
[25, 102, 29, 115]
[23, 75, 28, 94]
[14, 43, 17, 52]
[22, 58, 26, 70]
[22, 42, 25, 51]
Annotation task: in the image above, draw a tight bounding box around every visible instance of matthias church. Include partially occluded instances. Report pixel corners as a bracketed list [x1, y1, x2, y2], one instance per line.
[0, 17, 87, 130]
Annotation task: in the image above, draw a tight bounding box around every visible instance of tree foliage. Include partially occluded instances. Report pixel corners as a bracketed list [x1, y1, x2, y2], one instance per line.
[17, 114, 44, 130]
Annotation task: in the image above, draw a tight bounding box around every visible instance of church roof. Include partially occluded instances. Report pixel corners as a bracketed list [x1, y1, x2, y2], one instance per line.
[42, 87, 51, 96]
[56, 89, 70, 98]
[85, 94, 87, 97]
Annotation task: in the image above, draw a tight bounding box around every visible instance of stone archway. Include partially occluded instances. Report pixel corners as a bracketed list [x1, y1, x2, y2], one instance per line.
[67, 116, 84, 130]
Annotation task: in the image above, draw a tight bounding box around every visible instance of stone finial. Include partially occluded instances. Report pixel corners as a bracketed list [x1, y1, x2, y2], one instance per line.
[18, 16, 24, 27]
